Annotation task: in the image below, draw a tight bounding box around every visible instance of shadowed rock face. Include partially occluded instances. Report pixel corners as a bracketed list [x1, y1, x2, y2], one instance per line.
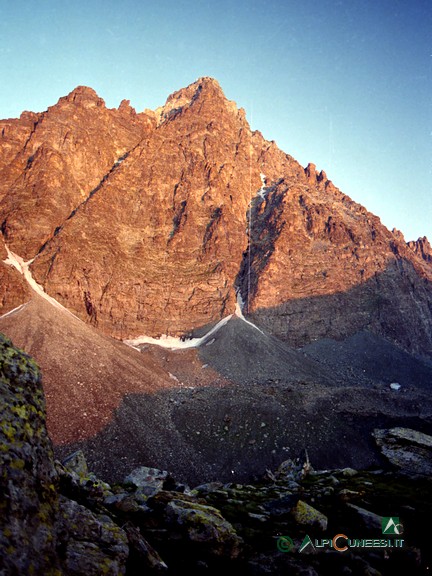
[0, 333, 129, 575]
[248, 261, 432, 357]
[0, 77, 431, 358]
[0, 334, 60, 573]
[236, 177, 432, 357]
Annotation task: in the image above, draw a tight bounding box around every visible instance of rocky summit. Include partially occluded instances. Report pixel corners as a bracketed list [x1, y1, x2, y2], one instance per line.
[0, 78, 431, 574]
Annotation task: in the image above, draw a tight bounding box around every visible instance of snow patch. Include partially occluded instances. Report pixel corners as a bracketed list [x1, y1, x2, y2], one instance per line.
[257, 186, 267, 200]
[234, 291, 266, 335]
[257, 173, 268, 199]
[235, 292, 245, 316]
[3, 245, 80, 320]
[124, 314, 232, 350]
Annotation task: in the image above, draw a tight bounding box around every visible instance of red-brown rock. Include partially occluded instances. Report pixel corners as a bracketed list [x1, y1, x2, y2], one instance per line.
[1, 78, 431, 358]
[0, 86, 154, 258]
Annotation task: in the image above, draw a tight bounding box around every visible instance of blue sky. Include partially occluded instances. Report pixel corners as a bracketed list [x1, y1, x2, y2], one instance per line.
[1, 0, 430, 241]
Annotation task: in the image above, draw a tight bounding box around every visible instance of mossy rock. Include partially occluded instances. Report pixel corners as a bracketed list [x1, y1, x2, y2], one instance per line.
[0, 333, 129, 575]
[165, 498, 243, 558]
[291, 500, 328, 531]
[0, 333, 61, 573]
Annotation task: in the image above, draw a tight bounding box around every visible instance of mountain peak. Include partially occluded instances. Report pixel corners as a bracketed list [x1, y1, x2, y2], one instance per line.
[156, 76, 237, 125]
[167, 76, 224, 102]
[61, 86, 105, 107]
[407, 236, 432, 263]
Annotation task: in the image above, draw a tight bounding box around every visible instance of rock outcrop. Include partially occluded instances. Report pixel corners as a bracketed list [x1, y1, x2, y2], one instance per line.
[0, 77, 431, 358]
[239, 177, 432, 356]
[408, 236, 432, 263]
[0, 333, 128, 575]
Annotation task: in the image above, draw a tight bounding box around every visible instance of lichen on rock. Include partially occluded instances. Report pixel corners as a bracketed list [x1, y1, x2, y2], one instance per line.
[165, 497, 242, 557]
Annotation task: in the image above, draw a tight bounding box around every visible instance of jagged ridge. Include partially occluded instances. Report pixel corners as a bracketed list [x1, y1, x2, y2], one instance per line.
[0, 78, 431, 357]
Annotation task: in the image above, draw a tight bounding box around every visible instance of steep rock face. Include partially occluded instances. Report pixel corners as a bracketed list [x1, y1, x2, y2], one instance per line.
[236, 170, 432, 355]
[0, 78, 431, 356]
[0, 236, 31, 314]
[0, 111, 40, 173]
[0, 86, 154, 258]
[30, 78, 305, 338]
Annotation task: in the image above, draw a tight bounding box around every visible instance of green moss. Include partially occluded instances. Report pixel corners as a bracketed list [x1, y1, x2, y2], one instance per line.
[10, 405, 26, 419]
[10, 459, 25, 470]
[101, 558, 114, 575]
[1, 421, 17, 442]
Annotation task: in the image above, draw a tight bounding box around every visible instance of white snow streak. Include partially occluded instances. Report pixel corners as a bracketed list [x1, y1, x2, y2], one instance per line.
[234, 291, 266, 335]
[257, 173, 268, 199]
[3, 245, 80, 319]
[124, 314, 233, 350]
[0, 302, 29, 320]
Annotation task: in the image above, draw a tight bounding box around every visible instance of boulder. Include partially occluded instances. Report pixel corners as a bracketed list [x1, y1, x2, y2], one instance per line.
[291, 500, 328, 531]
[62, 449, 89, 477]
[124, 466, 170, 496]
[122, 523, 168, 574]
[57, 496, 128, 576]
[373, 427, 432, 475]
[159, 494, 242, 560]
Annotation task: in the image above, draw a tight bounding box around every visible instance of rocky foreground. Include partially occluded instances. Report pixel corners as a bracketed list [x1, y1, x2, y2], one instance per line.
[1, 333, 431, 575]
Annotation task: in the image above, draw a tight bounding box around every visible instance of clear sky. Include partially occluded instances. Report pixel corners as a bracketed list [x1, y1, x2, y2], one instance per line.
[1, 0, 430, 241]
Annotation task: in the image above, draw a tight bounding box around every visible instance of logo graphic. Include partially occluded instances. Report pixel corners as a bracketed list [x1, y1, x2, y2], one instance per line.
[276, 525, 405, 555]
[382, 517, 403, 535]
[276, 536, 294, 553]
[299, 535, 315, 553]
